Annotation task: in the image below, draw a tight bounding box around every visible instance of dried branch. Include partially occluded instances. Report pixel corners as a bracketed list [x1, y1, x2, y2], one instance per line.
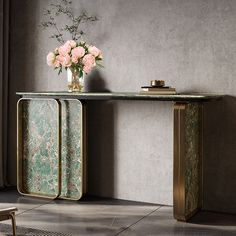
[39, 0, 99, 43]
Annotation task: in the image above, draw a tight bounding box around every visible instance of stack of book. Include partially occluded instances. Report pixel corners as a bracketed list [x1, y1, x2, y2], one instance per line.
[140, 86, 176, 94]
[140, 80, 176, 95]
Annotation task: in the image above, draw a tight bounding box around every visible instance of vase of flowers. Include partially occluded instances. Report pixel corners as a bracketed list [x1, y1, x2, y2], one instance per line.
[41, 0, 102, 92]
[47, 40, 103, 92]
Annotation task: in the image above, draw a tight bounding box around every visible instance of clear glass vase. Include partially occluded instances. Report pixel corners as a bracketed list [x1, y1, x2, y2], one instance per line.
[67, 68, 85, 92]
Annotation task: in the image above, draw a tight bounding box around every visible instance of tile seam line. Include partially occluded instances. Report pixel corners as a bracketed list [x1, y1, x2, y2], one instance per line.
[114, 205, 162, 236]
[15, 200, 54, 216]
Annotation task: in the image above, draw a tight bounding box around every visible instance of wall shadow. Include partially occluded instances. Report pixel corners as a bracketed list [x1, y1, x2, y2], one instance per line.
[86, 100, 115, 197]
[85, 72, 115, 198]
[85, 69, 110, 92]
[203, 95, 236, 213]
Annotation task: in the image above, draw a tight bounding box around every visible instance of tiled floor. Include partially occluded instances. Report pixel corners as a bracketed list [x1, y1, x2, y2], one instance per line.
[0, 190, 236, 235]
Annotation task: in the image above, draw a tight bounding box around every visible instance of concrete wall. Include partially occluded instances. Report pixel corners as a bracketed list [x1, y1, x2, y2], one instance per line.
[9, 0, 236, 212]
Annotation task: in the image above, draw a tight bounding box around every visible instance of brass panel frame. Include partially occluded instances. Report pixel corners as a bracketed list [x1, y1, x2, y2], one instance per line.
[17, 98, 61, 199]
[173, 102, 203, 221]
[58, 99, 87, 201]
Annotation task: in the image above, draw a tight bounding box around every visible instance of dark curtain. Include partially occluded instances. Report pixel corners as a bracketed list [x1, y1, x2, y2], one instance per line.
[0, 0, 10, 187]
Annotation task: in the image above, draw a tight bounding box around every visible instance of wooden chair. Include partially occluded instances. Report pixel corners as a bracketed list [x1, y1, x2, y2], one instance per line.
[0, 207, 18, 236]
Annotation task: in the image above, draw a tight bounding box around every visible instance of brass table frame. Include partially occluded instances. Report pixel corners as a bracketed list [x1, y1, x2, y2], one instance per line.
[16, 92, 223, 221]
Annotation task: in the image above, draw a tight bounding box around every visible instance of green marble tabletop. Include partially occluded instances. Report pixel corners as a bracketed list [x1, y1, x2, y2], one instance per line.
[16, 91, 224, 102]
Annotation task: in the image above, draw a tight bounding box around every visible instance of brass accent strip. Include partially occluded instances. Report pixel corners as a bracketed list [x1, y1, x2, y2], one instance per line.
[199, 104, 204, 209]
[17, 98, 61, 199]
[56, 99, 62, 199]
[173, 103, 186, 220]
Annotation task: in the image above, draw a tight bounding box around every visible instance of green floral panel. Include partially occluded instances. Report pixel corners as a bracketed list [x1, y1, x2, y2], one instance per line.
[60, 99, 83, 200]
[185, 103, 201, 214]
[21, 99, 59, 197]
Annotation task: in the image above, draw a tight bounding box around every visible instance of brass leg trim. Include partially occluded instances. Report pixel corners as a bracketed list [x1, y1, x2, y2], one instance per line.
[173, 103, 186, 220]
[173, 103, 203, 221]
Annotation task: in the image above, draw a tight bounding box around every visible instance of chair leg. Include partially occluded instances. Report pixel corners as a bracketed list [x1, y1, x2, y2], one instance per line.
[9, 213, 17, 236]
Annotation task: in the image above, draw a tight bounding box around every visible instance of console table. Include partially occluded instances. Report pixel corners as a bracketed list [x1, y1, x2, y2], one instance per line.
[16, 92, 223, 221]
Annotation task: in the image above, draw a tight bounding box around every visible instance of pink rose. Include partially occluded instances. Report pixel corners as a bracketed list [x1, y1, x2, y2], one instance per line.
[46, 52, 56, 66]
[53, 60, 61, 68]
[56, 54, 71, 67]
[66, 40, 77, 48]
[82, 54, 96, 67]
[58, 43, 71, 55]
[83, 65, 93, 74]
[88, 46, 101, 57]
[71, 47, 85, 59]
[71, 55, 78, 64]
[56, 55, 63, 63]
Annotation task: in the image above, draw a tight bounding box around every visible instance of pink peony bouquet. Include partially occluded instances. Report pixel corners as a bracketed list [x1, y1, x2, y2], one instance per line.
[46, 40, 103, 76]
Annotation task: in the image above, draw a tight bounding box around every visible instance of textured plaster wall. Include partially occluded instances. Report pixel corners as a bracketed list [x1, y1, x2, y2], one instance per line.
[9, 0, 236, 212]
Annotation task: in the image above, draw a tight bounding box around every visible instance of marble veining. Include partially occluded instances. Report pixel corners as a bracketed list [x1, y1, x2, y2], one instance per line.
[60, 99, 83, 200]
[184, 103, 201, 214]
[16, 92, 224, 102]
[21, 99, 59, 197]
[19, 99, 84, 200]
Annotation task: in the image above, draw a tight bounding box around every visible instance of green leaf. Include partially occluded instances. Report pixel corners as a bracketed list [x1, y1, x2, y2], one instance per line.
[96, 63, 104, 68]
[57, 67, 62, 75]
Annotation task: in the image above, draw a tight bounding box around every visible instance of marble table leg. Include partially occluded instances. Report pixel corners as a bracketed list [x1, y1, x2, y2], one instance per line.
[17, 98, 86, 200]
[173, 102, 203, 221]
